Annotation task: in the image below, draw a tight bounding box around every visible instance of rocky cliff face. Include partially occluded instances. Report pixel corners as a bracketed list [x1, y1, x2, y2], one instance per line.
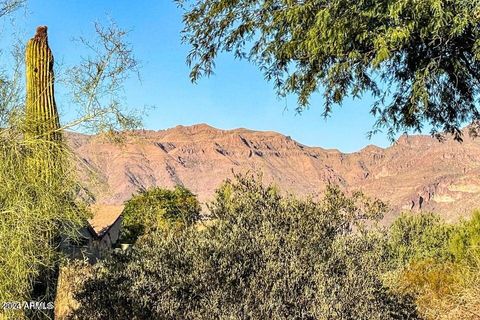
[68, 124, 480, 222]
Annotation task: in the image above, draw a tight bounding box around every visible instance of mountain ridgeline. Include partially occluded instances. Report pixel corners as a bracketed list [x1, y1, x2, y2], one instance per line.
[68, 124, 480, 222]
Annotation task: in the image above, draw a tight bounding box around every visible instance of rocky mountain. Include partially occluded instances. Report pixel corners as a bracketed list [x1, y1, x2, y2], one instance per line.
[68, 124, 480, 222]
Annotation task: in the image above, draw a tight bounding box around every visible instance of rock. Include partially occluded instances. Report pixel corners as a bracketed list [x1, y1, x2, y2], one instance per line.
[66, 124, 480, 222]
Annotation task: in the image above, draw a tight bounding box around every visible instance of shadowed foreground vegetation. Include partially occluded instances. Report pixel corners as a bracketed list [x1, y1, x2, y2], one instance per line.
[70, 176, 418, 319]
[62, 175, 480, 320]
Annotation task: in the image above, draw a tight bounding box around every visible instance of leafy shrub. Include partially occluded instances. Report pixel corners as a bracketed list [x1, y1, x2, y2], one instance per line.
[395, 259, 459, 299]
[121, 185, 201, 243]
[448, 210, 480, 262]
[393, 257, 480, 320]
[0, 136, 88, 320]
[387, 211, 480, 319]
[387, 212, 453, 267]
[72, 175, 419, 319]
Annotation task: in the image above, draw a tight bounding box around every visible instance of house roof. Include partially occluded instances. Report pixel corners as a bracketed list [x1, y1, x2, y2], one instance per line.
[88, 205, 124, 238]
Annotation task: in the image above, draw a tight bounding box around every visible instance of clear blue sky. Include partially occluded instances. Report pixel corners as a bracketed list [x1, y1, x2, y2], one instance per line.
[6, 0, 396, 153]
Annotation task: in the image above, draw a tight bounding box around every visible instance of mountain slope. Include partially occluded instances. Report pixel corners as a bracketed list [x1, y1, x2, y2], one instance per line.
[68, 124, 480, 221]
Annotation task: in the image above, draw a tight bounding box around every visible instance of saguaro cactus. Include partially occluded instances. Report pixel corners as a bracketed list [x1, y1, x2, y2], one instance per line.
[25, 25, 60, 141]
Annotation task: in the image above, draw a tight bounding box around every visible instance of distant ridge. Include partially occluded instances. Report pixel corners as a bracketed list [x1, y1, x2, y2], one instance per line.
[67, 124, 480, 222]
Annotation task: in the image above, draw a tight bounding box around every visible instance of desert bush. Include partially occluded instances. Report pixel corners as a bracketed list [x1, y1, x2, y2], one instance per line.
[387, 210, 480, 267]
[387, 212, 453, 267]
[53, 261, 95, 320]
[314, 231, 418, 319]
[387, 211, 480, 319]
[448, 210, 480, 262]
[121, 185, 201, 243]
[392, 257, 480, 320]
[0, 135, 87, 320]
[72, 175, 419, 320]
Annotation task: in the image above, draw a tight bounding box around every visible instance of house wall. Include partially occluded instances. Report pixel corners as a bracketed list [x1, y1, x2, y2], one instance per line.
[89, 216, 123, 261]
[62, 216, 123, 263]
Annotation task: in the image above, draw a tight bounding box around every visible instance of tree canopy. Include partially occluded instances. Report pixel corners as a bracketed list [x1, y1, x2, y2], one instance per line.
[121, 185, 201, 243]
[176, 0, 480, 140]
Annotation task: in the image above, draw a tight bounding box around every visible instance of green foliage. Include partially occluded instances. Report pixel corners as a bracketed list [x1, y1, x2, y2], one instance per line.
[318, 233, 417, 319]
[448, 210, 480, 262]
[177, 0, 480, 140]
[0, 129, 88, 320]
[0, 25, 88, 320]
[386, 211, 480, 319]
[390, 255, 480, 319]
[121, 185, 201, 243]
[0, 16, 141, 319]
[73, 175, 418, 319]
[61, 21, 143, 134]
[387, 211, 480, 267]
[387, 212, 453, 267]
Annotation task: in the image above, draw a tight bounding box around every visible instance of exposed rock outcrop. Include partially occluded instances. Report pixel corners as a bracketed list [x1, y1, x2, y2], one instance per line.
[67, 124, 480, 222]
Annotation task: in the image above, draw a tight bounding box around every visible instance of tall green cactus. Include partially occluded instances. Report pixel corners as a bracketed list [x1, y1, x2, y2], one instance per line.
[25, 25, 61, 141]
[25, 26, 63, 184]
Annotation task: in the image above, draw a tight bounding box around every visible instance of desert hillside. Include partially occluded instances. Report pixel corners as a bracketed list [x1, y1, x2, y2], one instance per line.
[68, 124, 480, 222]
